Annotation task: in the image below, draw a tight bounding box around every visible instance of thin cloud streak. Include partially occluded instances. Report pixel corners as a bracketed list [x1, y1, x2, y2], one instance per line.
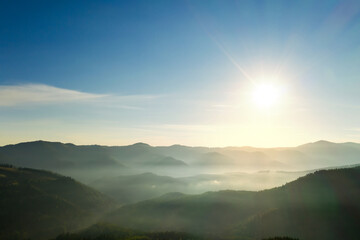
[0, 84, 159, 107]
[0, 84, 105, 106]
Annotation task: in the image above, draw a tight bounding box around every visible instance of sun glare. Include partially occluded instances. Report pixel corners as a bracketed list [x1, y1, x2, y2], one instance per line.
[252, 83, 283, 109]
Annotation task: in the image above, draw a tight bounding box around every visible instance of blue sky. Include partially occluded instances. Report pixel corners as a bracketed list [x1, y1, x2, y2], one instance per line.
[1, 0, 360, 147]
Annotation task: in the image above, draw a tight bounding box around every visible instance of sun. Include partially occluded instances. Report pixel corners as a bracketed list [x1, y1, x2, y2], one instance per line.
[252, 83, 283, 109]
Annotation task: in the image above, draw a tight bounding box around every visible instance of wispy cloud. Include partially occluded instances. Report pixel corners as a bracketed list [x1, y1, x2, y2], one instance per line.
[0, 84, 105, 106]
[0, 84, 159, 108]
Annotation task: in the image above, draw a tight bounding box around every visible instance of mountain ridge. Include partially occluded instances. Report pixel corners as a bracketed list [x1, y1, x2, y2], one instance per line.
[103, 166, 360, 240]
[3, 139, 359, 148]
[1, 140, 360, 182]
[0, 164, 115, 240]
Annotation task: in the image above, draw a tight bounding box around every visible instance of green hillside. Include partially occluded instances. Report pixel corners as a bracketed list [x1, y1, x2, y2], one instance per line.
[0, 165, 115, 240]
[104, 167, 360, 240]
[53, 223, 204, 240]
[52, 223, 298, 240]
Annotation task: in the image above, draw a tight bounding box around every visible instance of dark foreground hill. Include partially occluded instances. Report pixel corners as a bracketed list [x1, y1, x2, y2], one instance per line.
[0, 165, 115, 240]
[104, 167, 360, 240]
[53, 223, 298, 240]
[53, 223, 204, 240]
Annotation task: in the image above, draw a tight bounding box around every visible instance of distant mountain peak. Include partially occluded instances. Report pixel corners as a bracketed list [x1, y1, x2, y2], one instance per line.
[130, 142, 151, 147]
[297, 140, 336, 148]
[169, 144, 187, 148]
[10, 140, 69, 147]
[313, 140, 335, 145]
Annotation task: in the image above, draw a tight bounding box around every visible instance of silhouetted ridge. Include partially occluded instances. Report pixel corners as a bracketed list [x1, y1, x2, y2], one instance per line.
[128, 142, 152, 148]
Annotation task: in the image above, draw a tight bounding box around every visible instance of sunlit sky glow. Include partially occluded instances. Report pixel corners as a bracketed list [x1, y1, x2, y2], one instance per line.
[1, 0, 360, 147]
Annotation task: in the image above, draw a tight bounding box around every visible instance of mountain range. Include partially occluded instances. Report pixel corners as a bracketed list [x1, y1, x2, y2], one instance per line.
[0, 140, 359, 240]
[104, 166, 360, 240]
[1, 140, 360, 179]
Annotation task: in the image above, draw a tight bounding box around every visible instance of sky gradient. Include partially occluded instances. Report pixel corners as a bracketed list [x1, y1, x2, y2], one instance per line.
[1, 0, 360, 147]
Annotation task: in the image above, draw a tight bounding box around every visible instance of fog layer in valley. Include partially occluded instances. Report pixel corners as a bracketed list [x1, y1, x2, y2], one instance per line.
[1, 140, 359, 204]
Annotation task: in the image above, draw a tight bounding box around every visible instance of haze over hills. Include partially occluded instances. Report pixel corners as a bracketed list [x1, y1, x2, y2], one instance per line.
[0, 141, 122, 170]
[0, 165, 115, 240]
[2, 1, 360, 240]
[90, 171, 310, 204]
[104, 167, 360, 240]
[0, 141, 186, 172]
[1, 162, 357, 240]
[0, 163, 307, 240]
[0, 140, 359, 240]
[1, 140, 359, 175]
[1, 140, 359, 205]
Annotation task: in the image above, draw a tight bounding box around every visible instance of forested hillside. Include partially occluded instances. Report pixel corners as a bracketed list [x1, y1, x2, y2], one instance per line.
[104, 167, 360, 240]
[52, 223, 298, 240]
[0, 165, 115, 240]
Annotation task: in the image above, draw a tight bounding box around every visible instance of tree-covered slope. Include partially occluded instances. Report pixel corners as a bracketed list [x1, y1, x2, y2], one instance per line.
[104, 167, 360, 240]
[53, 223, 204, 240]
[52, 223, 298, 240]
[0, 165, 115, 240]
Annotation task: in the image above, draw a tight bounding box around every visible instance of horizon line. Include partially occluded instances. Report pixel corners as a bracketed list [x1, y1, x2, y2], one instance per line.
[1, 139, 359, 149]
